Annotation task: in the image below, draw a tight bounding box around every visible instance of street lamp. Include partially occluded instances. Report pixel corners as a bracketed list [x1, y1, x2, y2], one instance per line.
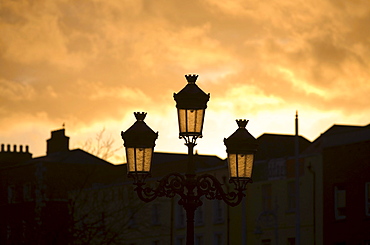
[121, 74, 258, 245]
[121, 112, 158, 183]
[224, 119, 257, 189]
[174, 74, 209, 142]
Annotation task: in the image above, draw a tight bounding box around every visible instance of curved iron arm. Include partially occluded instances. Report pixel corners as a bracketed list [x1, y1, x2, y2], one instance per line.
[134, 173, 186, 203]
[134, 172, 250, 208]
[196, 174, 248, 207]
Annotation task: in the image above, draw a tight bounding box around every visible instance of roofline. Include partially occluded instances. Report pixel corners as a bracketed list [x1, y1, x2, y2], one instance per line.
[312, 123, 370, 143]
[153, 151, 225, 160]
[257, 133, 311, 141]
[15, 148, 114, 166]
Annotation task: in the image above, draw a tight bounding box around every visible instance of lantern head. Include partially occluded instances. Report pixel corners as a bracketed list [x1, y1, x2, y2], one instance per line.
[121, 112, 158, 181]
[173, 74, 210, 142]
[224, 119, 257, 181]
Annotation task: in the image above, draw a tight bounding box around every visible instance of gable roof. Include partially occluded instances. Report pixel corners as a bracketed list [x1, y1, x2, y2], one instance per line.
[303, 123, 370, 154]
[30, 149, 113, 166]
[255, 133, 311, 161]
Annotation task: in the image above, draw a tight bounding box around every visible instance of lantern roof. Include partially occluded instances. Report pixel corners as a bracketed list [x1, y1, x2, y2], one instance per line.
[121, 112, 158, 148]
[224, 120, 258, 154]
[174, 74, 210, 109]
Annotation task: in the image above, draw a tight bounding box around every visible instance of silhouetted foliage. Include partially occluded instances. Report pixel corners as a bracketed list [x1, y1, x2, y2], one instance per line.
[79, 128, 120, 161]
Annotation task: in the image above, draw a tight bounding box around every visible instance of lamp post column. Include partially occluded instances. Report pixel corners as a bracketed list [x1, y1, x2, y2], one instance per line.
[185, 141, 197, 245]
[186, 142, 196, 175]
[184, 198, 196, 245]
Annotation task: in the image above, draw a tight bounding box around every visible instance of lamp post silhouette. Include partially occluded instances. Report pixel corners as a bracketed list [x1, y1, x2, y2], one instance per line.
[121, 74, 258, 245]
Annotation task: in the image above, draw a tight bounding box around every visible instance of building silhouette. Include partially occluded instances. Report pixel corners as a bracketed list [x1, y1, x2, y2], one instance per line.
[0, 129, 124, 244]
[1, 123, 369, 244]
[245, 123, 370, 245]
[0, 129, 228, 244]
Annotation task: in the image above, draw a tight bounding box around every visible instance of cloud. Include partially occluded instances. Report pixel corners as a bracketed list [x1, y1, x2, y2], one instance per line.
[0, 78, 36, 101]
[1, 0, 370, 162]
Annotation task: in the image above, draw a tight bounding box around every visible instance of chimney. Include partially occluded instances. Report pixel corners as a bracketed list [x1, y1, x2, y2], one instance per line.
[47, 129, 70, 155]
[0, 144, 32, 164]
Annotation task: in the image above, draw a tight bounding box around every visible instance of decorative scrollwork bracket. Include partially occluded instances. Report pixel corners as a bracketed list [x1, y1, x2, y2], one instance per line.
[133, 172, 251, 208]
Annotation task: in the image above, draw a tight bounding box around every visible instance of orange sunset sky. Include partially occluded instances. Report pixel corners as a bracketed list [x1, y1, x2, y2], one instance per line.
[1, 0, 370, 163]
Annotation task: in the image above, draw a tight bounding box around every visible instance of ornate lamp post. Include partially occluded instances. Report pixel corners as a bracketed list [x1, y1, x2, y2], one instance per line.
[121, 74, 258, 245]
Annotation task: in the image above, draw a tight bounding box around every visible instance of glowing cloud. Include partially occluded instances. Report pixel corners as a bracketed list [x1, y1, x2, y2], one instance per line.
[1, 0, 369, 163]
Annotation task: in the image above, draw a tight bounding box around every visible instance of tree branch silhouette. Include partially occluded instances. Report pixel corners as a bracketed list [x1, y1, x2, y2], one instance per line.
[80, 128, 120, 161]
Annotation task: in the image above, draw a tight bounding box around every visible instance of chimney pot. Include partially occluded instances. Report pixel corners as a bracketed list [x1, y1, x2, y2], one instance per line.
[47, 129, 70, 154]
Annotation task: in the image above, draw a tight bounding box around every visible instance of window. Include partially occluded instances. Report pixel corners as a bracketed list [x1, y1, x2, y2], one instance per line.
[152, 204, 161, 225]
[122, 186, 128, 201]
[261, 239, 271, 245]
[213, 199, 224, 223]
[213, 233, 223, 245]
[128, 186, 135, 200]
[195, 234, 204, 245]
[287, 237, 295, 245]
[262, 184, 272, 211]
[128, 209, 137, 228]
[366, 182, 370, 216]
[287, 181, 296, 212]
[6, 225, 11, 241]
[268, 158, 286, 179]
[195, 203, 204, 226]
[97, 212, 106, 235]
[23, 183, 33, 201]
[176, 203, 185, 228]
[176, 237, 185, 245]
[8, 185, 15, 203]
[335, 186, 346, 220]
[21, 220, 26, 242]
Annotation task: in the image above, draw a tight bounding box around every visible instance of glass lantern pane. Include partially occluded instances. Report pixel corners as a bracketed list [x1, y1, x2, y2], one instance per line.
[135, 148, 144, 171]
[126, 148, 136, 173]
[126, 147, 152, 173]
[227, 153, 254, 178]
[135, 148, 152, 172]
[227, 154, 237, 178]
[187, 110, 196, 133]
[142, 148, 153, 172]
[194, 109, 204, 134]
[178, 109, 187, 134]
[237, 154, 254, 178]
[178, 108, 205, 135]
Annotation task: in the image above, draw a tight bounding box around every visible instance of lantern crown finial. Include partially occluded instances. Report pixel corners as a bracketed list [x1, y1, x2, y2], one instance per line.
[185, 74, 198, 84]
[236, 119, 249, 128]
[121, 112, 158, 148]
[134, 112, 147, 121]
[174, 74, 210, 109]
[224, 119, 257, 154]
